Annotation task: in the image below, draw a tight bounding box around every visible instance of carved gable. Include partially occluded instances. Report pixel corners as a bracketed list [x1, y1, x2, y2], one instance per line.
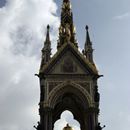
[48, 51, 88, 74]
[40, 43, 98, 75]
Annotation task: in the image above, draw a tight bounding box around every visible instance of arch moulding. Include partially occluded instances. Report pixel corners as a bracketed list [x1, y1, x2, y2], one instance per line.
[47, 81, 92, 108]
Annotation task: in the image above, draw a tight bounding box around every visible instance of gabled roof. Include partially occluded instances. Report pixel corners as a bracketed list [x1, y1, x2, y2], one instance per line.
[39, 42, 98, 75]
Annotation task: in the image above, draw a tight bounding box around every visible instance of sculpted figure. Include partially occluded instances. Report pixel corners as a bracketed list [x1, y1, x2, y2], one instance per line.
[64, 24, 71, 42]
[94, 85, 100, 102]
[59, 26, 63, 34]
[96, 123, 106, 130]
[34, 122, 41, 130]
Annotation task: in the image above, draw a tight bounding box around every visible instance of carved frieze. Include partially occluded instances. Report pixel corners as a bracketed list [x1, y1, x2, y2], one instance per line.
[76, 82, 91, 94]
[61, 57, 77, 73]
[48, 81, 62, 92]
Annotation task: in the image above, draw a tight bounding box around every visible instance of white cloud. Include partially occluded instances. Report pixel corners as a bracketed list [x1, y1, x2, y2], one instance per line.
[113, 12, 130, 20]
[0, 0, 59, 129]
[0, 1, 81, 130]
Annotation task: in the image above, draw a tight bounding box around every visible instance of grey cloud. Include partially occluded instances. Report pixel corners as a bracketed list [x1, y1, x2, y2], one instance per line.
[1, 0, 130, 130]
[10, 26, 41, 57]
[0, 55, 40, 130]
[0, 0, 59, 130]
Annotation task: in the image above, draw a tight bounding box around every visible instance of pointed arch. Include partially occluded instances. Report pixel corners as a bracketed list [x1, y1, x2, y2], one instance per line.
[48, 81, 92, 109]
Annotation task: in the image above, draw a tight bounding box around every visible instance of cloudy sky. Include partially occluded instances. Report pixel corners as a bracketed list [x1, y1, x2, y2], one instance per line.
[0, 0, 130, 130]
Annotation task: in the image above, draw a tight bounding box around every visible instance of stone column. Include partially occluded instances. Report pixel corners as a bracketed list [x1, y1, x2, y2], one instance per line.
[86, 107, 98, 130]
[40, 107, 53, 130]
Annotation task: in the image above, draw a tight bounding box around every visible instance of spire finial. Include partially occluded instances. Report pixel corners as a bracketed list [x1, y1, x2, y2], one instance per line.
[83, 25, 94, 63]
[57, 0, 78, 49]
[86, 25, 89, 30]
[47, 24, 50, 30]
[63, 0, 70, 2]
[85, 25, 91, 45]
[45, 24, 50, 43]
[40, 24, 51, 68]
[67, 124, 69, 127]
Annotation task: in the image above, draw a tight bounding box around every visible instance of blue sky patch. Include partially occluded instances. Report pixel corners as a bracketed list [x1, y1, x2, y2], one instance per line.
[0, 0, 6, 8]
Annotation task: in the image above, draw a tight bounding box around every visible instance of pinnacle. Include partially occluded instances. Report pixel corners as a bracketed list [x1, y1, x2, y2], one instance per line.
[45, 24, 51, 43]
[63, 0, 70, 3]
[85, 25, 91, 45]
[47, 24, 50, 30]
[86, 25, 89, 30]
[58, 0, 78, 49]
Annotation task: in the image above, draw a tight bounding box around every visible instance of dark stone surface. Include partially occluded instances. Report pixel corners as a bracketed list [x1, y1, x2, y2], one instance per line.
[36, 0, 100, 130]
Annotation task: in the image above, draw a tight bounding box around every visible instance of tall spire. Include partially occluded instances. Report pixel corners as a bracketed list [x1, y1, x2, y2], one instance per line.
[40, 25, 51, 68]
[57, 0, 78, 49]
[83, 25, 94, 63]
[85, 25, 91, 45]
[45, 25, 50, 43]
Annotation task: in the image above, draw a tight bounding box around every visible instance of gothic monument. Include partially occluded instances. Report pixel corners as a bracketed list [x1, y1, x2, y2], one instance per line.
[35, 0, 103, 130]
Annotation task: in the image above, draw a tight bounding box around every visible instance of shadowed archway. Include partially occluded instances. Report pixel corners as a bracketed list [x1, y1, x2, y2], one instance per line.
[48, 83, 91, 130]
